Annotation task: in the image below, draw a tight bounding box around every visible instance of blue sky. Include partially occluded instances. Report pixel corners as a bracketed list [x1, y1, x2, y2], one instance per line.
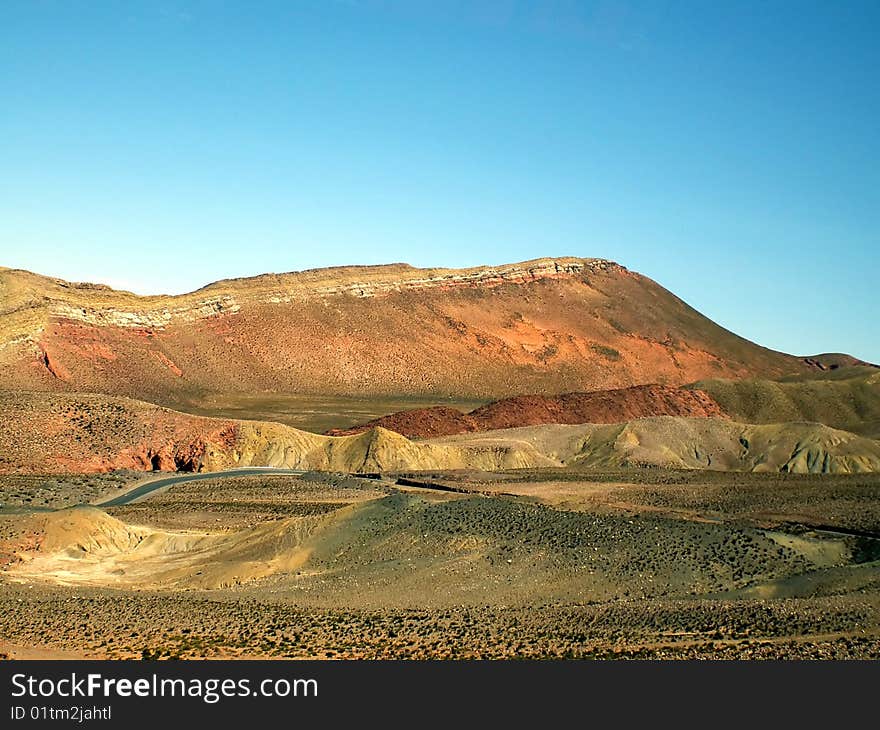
[1, 1, 877, 361]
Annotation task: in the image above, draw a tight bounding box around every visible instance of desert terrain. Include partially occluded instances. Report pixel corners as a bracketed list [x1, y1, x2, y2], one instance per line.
[1, 258, 878, 659]
[2, 469, 879, 659]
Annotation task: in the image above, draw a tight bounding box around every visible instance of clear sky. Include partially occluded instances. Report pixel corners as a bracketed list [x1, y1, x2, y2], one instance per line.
[1, 1, 877, 362]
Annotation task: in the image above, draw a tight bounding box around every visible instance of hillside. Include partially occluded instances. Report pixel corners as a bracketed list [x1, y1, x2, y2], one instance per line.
[0, 258, 819, 402]
[0, 391, 554, 475]
[2, 391, 879, 476]
[329, 370, 880, 440]
[327, 384, 727, 438]
[692, 369, 880, 438]
[431, 418, 880, 474]
[0, 391, 238, 473]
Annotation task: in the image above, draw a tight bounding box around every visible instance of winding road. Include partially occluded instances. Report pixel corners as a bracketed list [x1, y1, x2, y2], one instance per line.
[96, 468, 308, 507]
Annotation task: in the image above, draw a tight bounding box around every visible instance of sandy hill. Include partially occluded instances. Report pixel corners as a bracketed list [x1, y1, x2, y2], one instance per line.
[0, 258, 831, 403]
[7, 506, 324, 589]
[431, 418, 880, 475]
[2, 391, 879, 476]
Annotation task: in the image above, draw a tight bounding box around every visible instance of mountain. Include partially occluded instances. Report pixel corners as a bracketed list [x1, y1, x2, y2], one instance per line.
[0, 258, 825, 403]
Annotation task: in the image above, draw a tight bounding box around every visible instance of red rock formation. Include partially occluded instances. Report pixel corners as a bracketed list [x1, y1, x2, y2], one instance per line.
[326, 384, 728, 439]
[37, 346, 70, 381]
[0, 391, 239, 474]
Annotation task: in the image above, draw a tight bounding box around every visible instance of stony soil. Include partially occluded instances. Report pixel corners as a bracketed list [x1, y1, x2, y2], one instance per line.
[0, 471, 143, 509]
[108, 473, 390, 531]
[1, 584, 877, 660]
[1, 469, 879, 659]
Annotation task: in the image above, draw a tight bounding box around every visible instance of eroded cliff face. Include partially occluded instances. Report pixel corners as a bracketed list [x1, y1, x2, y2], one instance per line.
[0, 257, 809, 400]
[233, 258, 617, 303]
[5, 258, 613, 328]
[50, 296, 241, 330]
[0, 391, 240, 474]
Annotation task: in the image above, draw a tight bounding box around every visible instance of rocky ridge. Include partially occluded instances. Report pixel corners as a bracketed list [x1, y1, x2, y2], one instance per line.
[327, 384, 728, 438]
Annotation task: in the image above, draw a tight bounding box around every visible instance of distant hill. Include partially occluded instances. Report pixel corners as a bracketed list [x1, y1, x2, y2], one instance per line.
[326, 384, 727, 438]
[328, 370, 880, 440]
[431, 418, 880, 474]
[0, 258, 827, 403]
[692, 369, 880, 438]
[0, 391, 554, 475]
[2, 391, 879, 476]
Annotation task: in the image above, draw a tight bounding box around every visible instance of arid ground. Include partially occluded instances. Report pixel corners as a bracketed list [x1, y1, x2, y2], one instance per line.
[1, 258, 878, 659]
[2, 467, 879, 659]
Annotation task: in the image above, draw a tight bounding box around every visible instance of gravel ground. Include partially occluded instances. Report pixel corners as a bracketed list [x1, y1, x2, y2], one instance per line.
[2, 469, 879, 660]
[1, 583, 877, 659]
[0, 471, 143, 509]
